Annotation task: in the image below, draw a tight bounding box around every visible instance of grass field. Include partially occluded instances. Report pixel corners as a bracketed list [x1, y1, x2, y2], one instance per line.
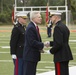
[0, 25, 76, 75]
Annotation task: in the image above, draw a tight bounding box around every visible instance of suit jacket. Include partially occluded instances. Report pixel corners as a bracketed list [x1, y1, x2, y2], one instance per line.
[50, 21, 73, 63]
[10, 22, 25, 58]
[23, 22, 44, 62]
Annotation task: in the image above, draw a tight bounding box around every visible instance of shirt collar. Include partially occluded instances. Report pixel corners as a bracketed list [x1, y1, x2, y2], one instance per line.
[56, 20, 61, 25]
[31, 21, 37, 27]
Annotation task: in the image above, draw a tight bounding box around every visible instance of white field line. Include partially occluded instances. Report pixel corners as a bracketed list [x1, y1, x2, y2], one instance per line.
[0, 52, 9, 53]
[0, 39, 76, 47]
[0, 40, 76, 48]
[0, 60, 76, 65]
[0, 60, 12, 62]
[0, 36, 9, 37]
[69, 40, 76, 42]
[0, 60, 53, 63]
[0, 46, 10, 48]
[0, 40, 76, 43]
[42, 52, 76, 55]
[0, 39, 9, 40]
[0, 51, 76, 56]
[45, 66, 54, 69]
[37, 69, 52, 71]
[39, 61, 53, 64]
[0, 42, 9, 43]
[1, 46, 76, 49]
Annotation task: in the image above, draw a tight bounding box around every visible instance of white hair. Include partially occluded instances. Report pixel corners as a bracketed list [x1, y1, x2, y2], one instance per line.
[30, 11, 40, 21]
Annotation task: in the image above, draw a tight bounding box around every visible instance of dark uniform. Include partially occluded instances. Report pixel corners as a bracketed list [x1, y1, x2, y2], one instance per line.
[47, 20, 53, 37]
[50, 21, 73, 75]
[10, 22, 25, 75]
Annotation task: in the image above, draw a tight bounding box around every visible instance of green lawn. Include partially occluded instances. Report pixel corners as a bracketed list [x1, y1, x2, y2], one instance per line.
[0, 25, 76, 75]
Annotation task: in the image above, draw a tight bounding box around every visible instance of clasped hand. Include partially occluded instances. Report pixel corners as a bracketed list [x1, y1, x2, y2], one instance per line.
[44, 41, 50, 47]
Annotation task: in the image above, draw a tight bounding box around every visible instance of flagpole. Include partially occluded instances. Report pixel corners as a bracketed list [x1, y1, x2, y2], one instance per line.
[48, 0, 49, 6]
[15, 0, 17, 7]
[65, 0, 67, 6]
[65, 0, 68, 26]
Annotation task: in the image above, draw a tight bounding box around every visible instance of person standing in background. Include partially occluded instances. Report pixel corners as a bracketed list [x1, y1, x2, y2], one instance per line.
[47, 18, 53, 37]
[10, 12, 28, 75]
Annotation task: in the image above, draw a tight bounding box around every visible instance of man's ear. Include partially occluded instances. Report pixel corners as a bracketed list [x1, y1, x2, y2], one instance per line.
[55, 15, 58, 19]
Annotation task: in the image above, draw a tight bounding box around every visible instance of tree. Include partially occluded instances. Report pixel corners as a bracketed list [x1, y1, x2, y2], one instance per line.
[49, 0, 65, 6]
[0, 0, 76, 24]
[0, 0, 3, 13]
[0, 0, 14, 24]
[29, 0, 46, 6]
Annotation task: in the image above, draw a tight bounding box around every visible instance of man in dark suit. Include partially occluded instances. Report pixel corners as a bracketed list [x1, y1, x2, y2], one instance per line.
[23, 11, 44, 75]
[10, 12, 28, 75]
[46, 12, 73, 75]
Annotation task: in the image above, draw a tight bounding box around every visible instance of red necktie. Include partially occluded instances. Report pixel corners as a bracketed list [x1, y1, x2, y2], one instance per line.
[36, 26, 40, 37]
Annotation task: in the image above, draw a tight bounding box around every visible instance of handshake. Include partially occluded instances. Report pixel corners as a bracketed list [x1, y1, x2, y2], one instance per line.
[44, 41, 50, 48]
[41, 41, 51, 54]
[40, 41, 51, 54]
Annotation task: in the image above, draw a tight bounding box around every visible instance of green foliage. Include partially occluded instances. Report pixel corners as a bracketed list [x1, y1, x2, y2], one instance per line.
[72, 12, 76, 24]
[0, 13, 7, 23]
[0, 0, 14, 24]
[0, 12, 12, 24]
[29, 0, 46, 6]
[71, 0, 76, 11]
[0, 0, 76, 24]
[49, 0, 65, 6]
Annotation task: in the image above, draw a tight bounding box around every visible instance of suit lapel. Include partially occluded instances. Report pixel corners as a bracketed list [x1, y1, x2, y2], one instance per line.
[30, 22, 41, 41]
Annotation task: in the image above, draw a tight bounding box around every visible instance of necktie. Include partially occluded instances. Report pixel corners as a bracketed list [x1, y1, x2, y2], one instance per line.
[36, 26, 40, 37]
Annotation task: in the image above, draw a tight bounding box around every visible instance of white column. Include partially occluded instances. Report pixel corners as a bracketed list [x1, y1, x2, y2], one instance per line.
[15, 0, 17, 7]
[65, 0, 67, 6]
[66, 6, 68, 26]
